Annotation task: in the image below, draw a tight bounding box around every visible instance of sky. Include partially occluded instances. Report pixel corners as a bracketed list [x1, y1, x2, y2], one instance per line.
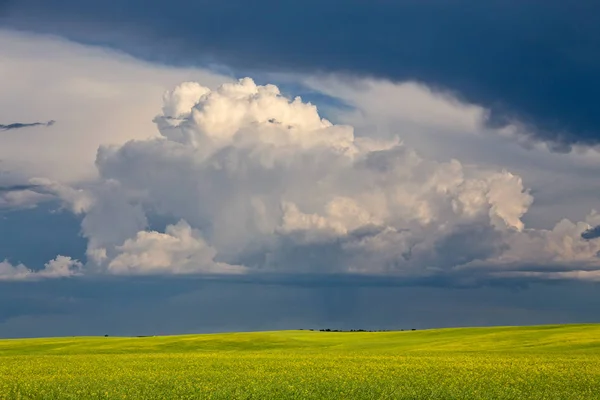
[1, 1, 600, 337]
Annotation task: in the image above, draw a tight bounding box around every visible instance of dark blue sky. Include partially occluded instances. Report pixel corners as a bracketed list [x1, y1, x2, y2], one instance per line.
[2, 0, 600, 149]
[0, 202, 86, 267]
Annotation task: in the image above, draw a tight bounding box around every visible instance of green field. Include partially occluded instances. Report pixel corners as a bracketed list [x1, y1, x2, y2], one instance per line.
[1, 324, 600, 399]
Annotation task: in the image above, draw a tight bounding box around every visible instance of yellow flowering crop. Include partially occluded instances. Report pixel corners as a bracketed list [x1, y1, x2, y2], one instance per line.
[1, 324, 599, 399]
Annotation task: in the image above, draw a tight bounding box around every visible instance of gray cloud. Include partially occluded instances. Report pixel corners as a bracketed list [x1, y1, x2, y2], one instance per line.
[79, 78, 540, 279]
[1, 20, 600, 336]
[0, 120, 55, 131]
[1, 77, 599, 286]
[2, 1, 600, 149]
[22, 77, 594, 286]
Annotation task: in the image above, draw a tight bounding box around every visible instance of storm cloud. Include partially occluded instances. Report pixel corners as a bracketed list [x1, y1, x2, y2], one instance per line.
[0, 23, 599, 335]
[2, 1, 600, 148]
[6, 77, 595, 285]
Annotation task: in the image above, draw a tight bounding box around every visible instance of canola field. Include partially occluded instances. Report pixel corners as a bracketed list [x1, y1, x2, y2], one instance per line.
[1, 324, 600, 399]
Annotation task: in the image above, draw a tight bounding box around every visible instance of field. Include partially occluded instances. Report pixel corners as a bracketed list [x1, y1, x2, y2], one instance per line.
[1, 324, 600, 399]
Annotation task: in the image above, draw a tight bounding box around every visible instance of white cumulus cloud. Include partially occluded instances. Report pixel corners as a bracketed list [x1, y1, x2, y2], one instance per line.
[0, 255, 82, 281]
[37, 77, 595, 281]
[6, 75, 600, 282]
[108, 220, 245, 275]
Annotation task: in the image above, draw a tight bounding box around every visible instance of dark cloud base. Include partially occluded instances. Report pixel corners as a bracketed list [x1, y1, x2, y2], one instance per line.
[1, 275, 599, 338]
[3, 1, 600, 147]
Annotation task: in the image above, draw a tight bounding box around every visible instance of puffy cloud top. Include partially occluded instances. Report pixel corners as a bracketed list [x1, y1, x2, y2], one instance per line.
[155, 77, 355, 153]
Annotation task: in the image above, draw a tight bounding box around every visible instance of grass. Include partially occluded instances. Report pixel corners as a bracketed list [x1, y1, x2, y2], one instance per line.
[1, 324, 600, 399]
